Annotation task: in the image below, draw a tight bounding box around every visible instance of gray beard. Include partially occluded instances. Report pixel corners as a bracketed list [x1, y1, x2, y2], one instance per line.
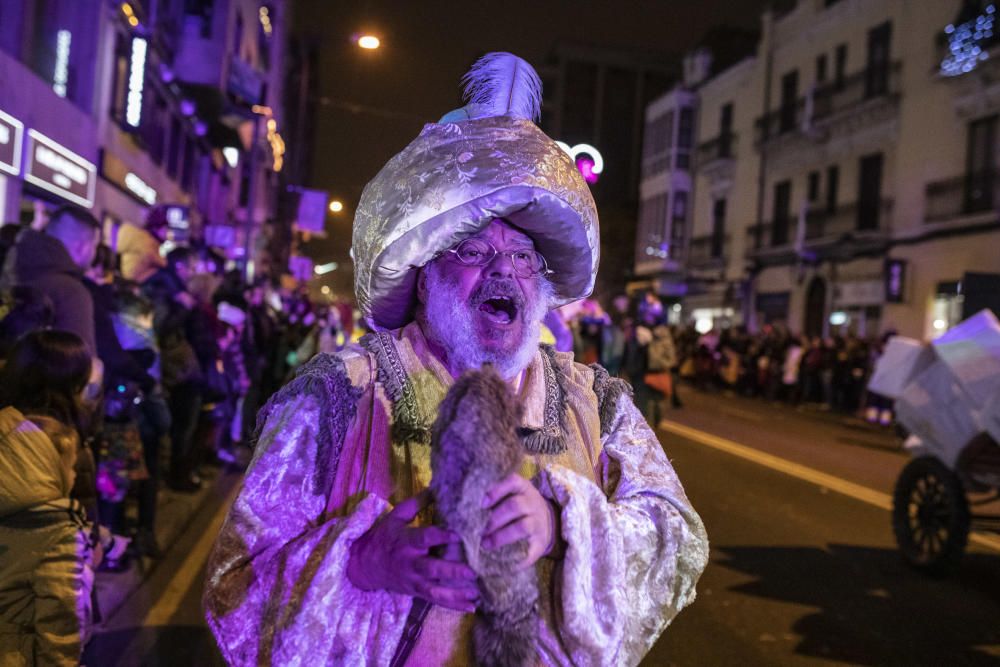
[419, 265, 552, 381]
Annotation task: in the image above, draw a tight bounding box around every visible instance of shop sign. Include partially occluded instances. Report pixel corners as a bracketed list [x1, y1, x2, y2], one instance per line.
[100, 151, 157, 205]
[885, 259, 906, 303]
[834, 279, 884, 307]
[205, 224, 236, 248]
[0, 109, 24, 177]
[24, 129, 96, 208]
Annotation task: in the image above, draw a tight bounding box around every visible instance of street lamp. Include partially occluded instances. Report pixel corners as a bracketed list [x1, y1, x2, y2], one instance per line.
[328, 199, 344, 213]
[357, 35, 380, 49]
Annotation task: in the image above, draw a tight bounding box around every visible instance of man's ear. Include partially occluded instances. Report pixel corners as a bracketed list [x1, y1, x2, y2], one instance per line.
[416, 266, 429, 305]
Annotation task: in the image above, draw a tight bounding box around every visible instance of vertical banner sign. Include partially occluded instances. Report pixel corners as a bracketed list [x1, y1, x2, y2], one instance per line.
[24, 130, 96, 208]
[289, 255, 314, 282]
[885, 258, 907, 303]
[0, 109, 24, 176]
[294, 188, 329, 233]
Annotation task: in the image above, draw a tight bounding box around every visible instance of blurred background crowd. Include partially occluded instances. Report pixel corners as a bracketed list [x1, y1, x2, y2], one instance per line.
[0, 206, 361, 660]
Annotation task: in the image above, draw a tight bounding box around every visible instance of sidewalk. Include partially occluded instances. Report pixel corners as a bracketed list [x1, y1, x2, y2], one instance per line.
[93, 465, 239, 624]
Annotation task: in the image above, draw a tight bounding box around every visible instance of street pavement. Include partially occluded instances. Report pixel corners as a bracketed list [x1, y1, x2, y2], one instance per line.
[647, 388, 1000, 666]
[83, 388, 1000, 666]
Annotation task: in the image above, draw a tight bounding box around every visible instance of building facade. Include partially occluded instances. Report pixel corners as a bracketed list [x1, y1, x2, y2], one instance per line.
[0, 0, 290, 277]
[540, 43, 675, 300]
[644, 0, 1000, 340]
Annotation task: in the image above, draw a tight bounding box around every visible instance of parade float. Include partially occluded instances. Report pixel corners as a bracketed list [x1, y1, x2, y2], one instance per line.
[868, 309, 1000, 575]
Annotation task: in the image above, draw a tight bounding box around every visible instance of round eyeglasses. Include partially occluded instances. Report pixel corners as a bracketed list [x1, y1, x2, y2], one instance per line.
[444, 238, 553, 278]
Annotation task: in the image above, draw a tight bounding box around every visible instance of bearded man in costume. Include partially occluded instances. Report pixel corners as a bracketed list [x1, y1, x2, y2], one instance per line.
[204, 53, 708, 666]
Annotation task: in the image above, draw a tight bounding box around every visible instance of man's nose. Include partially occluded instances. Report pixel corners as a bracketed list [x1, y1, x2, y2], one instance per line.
[485, 251, 515, 278]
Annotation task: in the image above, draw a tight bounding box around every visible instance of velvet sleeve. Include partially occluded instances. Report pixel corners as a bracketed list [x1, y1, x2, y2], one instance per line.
[203, 378, 411, 665]
[535, 394, 708, 666]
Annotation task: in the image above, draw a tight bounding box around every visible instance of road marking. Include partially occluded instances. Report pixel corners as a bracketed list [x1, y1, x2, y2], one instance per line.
[143, 483, 240, 626]
[660, 420, 1000, 553]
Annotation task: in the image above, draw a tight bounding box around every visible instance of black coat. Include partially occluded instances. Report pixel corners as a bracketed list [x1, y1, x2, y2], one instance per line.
[84, 279, 155, 393]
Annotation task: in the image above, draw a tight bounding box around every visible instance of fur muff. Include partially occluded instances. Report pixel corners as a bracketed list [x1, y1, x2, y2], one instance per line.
[429, 367, 539, 667]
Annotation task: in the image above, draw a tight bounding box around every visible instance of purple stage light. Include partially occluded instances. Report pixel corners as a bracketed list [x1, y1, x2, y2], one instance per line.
[194, 120, 208, 136]
[180, 99, 196, 116]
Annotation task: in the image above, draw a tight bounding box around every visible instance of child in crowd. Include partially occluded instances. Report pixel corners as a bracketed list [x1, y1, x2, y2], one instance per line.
[0, 332, 101, 666]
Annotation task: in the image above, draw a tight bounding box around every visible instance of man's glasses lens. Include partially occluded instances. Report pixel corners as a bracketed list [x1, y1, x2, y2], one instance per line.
[452, 239, 546, 277]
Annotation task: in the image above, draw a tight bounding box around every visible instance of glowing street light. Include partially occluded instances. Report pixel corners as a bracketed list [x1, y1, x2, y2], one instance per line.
[328, 199, 344, 213]
[357, 35, 380, 50]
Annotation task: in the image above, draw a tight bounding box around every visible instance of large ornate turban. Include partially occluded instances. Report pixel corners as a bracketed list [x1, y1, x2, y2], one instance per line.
[352, 53, 600, 330]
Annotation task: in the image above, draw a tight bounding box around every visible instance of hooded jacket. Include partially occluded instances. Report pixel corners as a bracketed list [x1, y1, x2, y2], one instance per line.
[0, 407, 94, 666]
[116, 222, 165, 285]
[2, 229, 97, 356]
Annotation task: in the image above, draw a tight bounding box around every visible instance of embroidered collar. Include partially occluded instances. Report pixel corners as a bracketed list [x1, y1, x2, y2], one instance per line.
[360, 325, 568, 454]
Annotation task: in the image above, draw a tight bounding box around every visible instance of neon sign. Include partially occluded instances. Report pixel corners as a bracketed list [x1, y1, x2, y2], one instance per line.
[0, 109, 24, 177]
[25, 129, 96, 208]
[556, 141, 604, 184]
[126, 37, 148, 127]
[53, 30, 71, 97]
[124, 172, 156, 205]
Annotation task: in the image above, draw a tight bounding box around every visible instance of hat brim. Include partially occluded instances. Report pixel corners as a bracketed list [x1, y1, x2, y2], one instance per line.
[368, 185, 597, 330]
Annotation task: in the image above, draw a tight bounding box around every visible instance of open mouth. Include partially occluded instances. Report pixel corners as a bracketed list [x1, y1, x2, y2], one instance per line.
[478, 296, 519, 325]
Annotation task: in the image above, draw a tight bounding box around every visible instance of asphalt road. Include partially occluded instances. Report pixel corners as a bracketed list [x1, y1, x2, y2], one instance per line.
[646, 421, 1000, 666]
[83, 389, 1000, 666]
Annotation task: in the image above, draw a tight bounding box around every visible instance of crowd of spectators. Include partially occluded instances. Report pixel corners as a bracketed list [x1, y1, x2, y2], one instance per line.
[555, 292, 895, 427]
[0, 205, 355, 664]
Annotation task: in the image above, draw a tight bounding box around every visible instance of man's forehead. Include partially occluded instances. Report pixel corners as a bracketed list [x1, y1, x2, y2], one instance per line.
[471, 218, 535, 247]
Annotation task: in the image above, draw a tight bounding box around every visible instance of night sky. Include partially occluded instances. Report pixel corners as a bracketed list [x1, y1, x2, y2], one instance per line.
[291, 0, 777, 296]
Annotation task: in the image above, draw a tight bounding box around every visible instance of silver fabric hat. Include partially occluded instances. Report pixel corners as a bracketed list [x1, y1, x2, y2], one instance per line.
[352, 53, 600, 330]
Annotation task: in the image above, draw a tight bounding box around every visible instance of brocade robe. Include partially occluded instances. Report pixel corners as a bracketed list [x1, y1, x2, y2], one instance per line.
[204, 322, 708, 666]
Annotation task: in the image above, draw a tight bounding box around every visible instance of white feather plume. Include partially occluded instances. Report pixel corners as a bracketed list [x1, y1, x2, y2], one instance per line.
[458, 52, 542, 122]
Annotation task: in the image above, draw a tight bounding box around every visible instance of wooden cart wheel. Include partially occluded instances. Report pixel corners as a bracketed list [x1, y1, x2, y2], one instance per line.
[892, 456, 970, 576]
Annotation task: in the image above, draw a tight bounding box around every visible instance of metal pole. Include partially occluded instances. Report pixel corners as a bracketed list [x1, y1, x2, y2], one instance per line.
[243, 114, 261, 283]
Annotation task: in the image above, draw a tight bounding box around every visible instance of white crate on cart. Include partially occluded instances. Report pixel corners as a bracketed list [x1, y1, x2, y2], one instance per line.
[867, 336, 936, 400]
[931, 308, 1000, 408]
[895, 360, 982, 469]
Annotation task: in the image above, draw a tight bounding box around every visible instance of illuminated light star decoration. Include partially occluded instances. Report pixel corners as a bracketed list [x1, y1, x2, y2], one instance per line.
[941, 4, 996, 77]
[556, 141, 603, 185]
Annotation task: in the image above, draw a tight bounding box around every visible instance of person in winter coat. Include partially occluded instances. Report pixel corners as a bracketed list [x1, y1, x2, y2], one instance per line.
[0, 331, 100, 666]
[143, 247, 204, 491]
[116, 210, 167, 285]
[1, 206, 102, 357]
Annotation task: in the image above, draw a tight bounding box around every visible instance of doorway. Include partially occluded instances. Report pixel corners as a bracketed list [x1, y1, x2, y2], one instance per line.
[804, 277, 827, 338]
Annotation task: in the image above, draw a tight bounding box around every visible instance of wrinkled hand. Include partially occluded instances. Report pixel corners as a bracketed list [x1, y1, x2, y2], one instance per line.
[347, 490, 479, 612]
[482, 474, 561, 569]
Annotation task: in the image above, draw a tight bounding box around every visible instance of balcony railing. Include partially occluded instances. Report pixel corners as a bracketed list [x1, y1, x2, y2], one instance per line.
[755, 62, 901, 145]
[754, 99, 807, 144]
[925, 171, 1000, 223]
[805, 200, 893, 239]
[696, 133, 736, 166]
[811, 61, 902, 121]
[687, 234, 730, 268]
[747, 200, 892, 252]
